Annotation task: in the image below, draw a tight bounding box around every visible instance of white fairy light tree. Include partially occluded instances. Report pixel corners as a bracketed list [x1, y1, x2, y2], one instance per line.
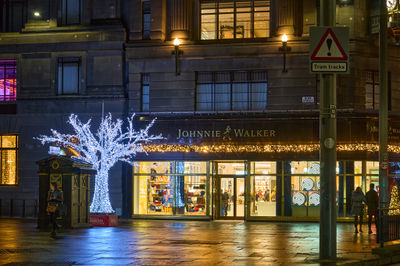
[37, 113, 162, 214]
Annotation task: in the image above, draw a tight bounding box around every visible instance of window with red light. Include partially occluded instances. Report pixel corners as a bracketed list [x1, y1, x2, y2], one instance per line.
[0, 60, 17, 102]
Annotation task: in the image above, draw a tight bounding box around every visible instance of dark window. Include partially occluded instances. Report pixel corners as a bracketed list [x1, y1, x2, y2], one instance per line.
[365, 71, 379, 110]
[58, 57, 80, 95]
[0, 59, 17, 101]
[0, 0, 27, 32]
[142, 1, 151, 40]
[141, 73, 150, 112]
[0, 135, 18, 186]
[200, 0, 270, 40]
[196, 71, 268, 111]
[365, 71, 392, 110]
[61, 0, 81, 25]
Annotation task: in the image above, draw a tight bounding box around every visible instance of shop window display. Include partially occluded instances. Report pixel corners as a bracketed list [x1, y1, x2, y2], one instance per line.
[250, 161, 277, 216]
[367, 161, 379, 175]
[354, 161, 362, 175]
[251, 175, 277, 216]
[133, 161, 208, 216]
[0, 135, 18, 185]
[184, 176, 207, 215]
[291, 161, 320, 217]
[366, 161, 379, 194]
[133, 162, 174, 215]
[218, 162, 245, 175]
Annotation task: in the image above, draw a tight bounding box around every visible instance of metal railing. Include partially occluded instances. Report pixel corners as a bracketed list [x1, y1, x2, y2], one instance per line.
[0, 199, 38, 218]
[378, 208, 400, 247]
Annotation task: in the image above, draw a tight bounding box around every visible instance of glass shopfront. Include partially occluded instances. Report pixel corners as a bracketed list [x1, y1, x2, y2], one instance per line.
[215, 162, 246, 219]
[132, 160, 394, 220]
[133, 161, 210, 216]
[250, 161, 277, 217]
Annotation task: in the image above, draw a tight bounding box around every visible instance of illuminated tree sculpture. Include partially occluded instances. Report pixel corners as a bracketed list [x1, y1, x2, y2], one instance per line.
[37, 113, 162, 214]
[388, 184, 400, 216]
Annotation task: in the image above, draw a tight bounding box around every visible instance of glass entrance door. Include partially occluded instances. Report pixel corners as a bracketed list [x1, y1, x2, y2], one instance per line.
[219, 177, 245, 219]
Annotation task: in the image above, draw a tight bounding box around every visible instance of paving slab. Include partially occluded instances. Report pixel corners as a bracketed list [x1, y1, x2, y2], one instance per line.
[0, 218, 397, 265]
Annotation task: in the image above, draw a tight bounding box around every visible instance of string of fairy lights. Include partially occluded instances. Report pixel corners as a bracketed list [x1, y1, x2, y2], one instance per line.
[139, 143, 400, 153]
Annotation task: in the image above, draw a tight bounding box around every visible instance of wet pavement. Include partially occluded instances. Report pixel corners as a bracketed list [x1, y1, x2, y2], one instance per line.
[0, 218, 394, 265]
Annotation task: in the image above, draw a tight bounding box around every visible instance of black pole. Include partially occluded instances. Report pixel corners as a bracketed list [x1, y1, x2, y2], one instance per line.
[378, 0, 389, 248]
[319, 0, 337, 260]
[175, 45, 180, 76]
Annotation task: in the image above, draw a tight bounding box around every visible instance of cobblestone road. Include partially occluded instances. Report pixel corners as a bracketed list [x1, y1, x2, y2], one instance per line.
[0, 218, 392, 265]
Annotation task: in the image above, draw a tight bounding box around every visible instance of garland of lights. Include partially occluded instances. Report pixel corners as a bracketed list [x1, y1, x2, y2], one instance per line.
[139, 143, 400, 153]
[36, 113, 162, 214]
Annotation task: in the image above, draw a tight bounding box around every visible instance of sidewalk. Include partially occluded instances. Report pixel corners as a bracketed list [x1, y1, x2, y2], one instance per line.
[0, 218, 395, 265]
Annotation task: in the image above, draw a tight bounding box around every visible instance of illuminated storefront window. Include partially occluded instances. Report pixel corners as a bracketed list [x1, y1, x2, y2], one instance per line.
[290, 161, 320, 217]
[0, 135, 18, 185]
[0, 60, 17, 101]
[250, 161, 277, 216]
[131, 160, 395, 220]
[133, 161, 209, 216]
[200, 0, 270, 40]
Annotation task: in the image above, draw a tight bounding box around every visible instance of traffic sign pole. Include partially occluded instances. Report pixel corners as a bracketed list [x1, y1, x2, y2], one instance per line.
[319, 0, 337, 260]
[378, 0, 388, 248]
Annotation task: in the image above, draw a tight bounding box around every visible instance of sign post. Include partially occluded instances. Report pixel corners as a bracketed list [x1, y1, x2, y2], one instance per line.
[378, 0, 389, 248]
[311, 0, 349, 260]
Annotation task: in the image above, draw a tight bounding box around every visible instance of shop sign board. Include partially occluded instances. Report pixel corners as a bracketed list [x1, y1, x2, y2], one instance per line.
[310, 27, 349, 74]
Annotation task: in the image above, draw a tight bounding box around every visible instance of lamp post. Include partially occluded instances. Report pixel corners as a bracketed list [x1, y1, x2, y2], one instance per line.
[173, 38, 182, 76]
[279, 34, 291, 73]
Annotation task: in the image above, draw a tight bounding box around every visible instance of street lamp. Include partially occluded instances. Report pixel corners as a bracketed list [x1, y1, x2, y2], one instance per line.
[279, 34, 291, 73]
[172, 38, 183, 76]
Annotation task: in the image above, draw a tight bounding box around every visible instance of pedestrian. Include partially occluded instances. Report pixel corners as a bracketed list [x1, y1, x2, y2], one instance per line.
[47, 182, 64, 237]
[351, 186, 367, 234]
[366, 183, 379, 234]
[221, 190, 230, 216]
[264, 190, 270, 202]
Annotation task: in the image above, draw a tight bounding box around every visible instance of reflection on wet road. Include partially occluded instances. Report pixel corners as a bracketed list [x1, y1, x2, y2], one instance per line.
[0, 219, 385, 265]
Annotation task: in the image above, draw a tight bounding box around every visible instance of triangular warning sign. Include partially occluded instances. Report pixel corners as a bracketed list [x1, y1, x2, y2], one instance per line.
[311, 28, 348, 61]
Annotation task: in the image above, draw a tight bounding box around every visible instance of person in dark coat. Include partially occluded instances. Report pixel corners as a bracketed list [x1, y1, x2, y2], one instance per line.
[47, 182, 64, 237]
[221, 190, 230, 216]
[366, 183, 379, 234]
[351, 186, 367, 234]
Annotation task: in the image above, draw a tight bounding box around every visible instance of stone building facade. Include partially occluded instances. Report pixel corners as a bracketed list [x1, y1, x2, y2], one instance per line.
[1, 0, 400, 220]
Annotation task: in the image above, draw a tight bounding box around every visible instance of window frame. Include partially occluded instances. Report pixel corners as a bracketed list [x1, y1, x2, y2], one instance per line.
[365, 70, 392, 111]
[141, 73, 150, 112]
[60, 0, 82, 26]
[0, 0, 28, 32]
[0, 59, 17, 102]
[195, 70, 268, 111]
[200, 0, 271, 41]
[0, 134, 19, 186]
[142, 0, 151, 40]
[57, 57, 81, 96]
